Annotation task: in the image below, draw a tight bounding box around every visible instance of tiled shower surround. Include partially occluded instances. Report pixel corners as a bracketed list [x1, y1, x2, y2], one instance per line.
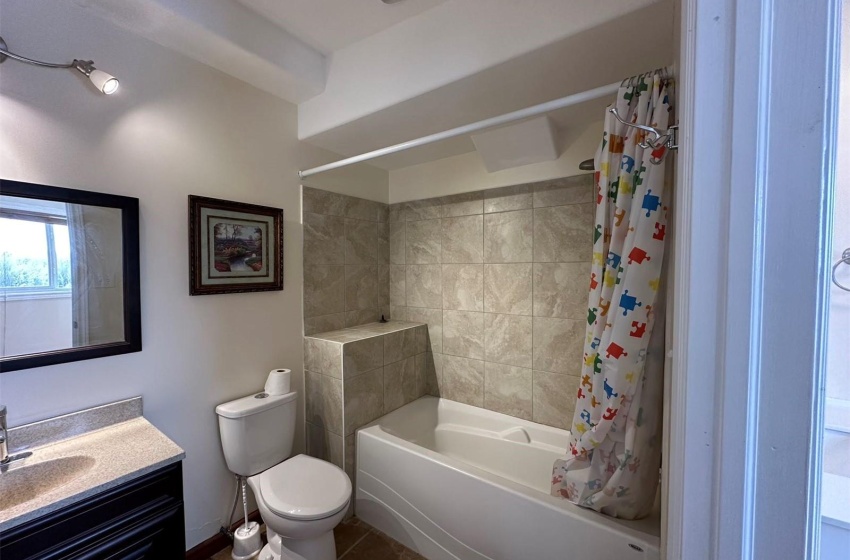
[302, 187, 391, 335]
[388, 174, 593, 429]
[302, 321, 428, 488]
[302, 174, 593, 434]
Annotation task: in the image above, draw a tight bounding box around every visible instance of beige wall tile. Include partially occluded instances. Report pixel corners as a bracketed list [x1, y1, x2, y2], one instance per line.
[304, 212, 345, 266]
[344, 368, 384, 435]
[484, 363, 532, 420]
[383, 356, 418, 413]
[377, 204, 389, 224]
[377, 222, 390, 264]
[383, 327, 419, 364]
[304, 265, 345, 318]
[533, 204, 593, 262]
[483, 184, 533, 213]
[415, 325, 428, 354]
[389, 222, 406, 264]
[405, 199, 441, 221]
[441, 192, 483, 218]
[532, 371, 580, 429]
[306, 422, 344, 470]
[443, 310, 484, 360]
[532, 175, 594, 208]
[442, 264, 484, 311]
[442, 215, 483, 263]
[483, 263, 532, 315]
[532, 317, 584, 375]
[346, 308, 379, 328]
[345, 196, 381, 221]
[406, 265, 442, 308]
[343, 336, 384, 378]
[348, 175, 595, 424]
[413, 352, 428, 398]
[306, 371, 343, 435]
[304, 313, 346, 336]
[344, 219, 378, 264]
[389, 265, 406, 306]
[377, 264, 390, 309]
[533, 262, 591, 319]
[389, 203, 406, 223]
[442, 354, 484, 407]
[484, 313, 532, 368]
[424, 352, 443, 397]
[406, 218, 442, 264]
[304, 337, 342, 378]
[345, 265, 378, 311]
[344, 434, 356, 483]
[389, 305, 408, 321]
[484, 209, 533, 263]
[406, 307, 443, 354]
[303, 186, 346, 216]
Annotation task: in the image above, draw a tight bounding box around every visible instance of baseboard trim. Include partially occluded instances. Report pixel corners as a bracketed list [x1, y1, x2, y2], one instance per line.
[185, 509, 262, 560]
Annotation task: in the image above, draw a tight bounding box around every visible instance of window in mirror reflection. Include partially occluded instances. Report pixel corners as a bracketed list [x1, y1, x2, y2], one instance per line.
[1, 217, 72, 290]
[0, 195, 124, 358]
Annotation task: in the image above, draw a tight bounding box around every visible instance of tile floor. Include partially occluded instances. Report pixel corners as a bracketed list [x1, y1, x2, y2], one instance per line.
[209, 517, 425, 560]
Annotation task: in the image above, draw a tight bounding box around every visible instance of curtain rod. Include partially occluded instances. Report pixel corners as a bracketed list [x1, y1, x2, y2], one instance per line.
[298, 80, 621, 179]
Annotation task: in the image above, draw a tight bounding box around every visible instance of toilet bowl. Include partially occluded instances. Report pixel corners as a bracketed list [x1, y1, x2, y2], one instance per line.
[215, 391, 351, 560]
[248, 454, 351, 560]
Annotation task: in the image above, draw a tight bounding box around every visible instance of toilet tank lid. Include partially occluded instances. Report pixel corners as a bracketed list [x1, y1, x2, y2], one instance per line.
[216, 390, 297, 419]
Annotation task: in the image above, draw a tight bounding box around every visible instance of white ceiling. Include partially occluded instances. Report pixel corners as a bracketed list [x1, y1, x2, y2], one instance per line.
[234, 0, 449, 53]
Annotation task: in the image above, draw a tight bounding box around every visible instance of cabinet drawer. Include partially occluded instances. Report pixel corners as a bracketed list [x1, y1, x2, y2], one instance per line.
[0, 463, 185, 560]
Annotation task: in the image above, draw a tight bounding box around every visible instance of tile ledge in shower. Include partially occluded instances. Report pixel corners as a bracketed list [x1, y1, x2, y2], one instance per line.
[306, 320, 426, 343]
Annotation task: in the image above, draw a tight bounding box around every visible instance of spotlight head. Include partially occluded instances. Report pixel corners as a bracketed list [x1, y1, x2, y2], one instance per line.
[73, 60, 119, 95]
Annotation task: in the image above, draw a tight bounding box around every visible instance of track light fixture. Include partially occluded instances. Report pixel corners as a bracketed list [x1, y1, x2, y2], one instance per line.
[0, 35, 119, 95]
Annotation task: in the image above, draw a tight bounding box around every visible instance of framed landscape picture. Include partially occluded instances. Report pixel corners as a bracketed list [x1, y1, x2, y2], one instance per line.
[189, 195, 283, 295]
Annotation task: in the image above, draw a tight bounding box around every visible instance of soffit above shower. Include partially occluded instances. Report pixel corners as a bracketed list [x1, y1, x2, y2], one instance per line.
[300, 0, 674, 170]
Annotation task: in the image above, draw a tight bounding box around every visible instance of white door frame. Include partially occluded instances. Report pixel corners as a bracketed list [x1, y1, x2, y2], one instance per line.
[666, 0, 840, 558]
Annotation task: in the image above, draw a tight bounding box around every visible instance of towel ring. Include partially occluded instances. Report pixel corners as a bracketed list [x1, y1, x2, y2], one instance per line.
[832, 248, 850, 292]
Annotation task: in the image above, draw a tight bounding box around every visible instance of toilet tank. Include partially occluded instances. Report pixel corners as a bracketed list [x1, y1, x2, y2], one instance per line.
[215, 390, 297, 477]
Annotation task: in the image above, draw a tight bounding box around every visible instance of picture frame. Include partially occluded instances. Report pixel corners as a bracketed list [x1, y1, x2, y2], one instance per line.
[188, 195, 283, 295]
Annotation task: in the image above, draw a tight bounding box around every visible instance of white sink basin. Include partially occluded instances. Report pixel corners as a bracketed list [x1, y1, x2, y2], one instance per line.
[0, 455, 96, 511]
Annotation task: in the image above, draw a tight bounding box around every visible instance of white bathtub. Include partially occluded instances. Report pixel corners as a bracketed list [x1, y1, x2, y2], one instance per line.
[355, 396, 660, 560]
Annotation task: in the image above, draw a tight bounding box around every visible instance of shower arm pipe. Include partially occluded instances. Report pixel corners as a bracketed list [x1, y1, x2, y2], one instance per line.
[298, 80, 622, 179]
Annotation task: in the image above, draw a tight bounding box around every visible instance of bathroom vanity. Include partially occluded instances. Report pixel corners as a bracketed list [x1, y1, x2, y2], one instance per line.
[0, 398, 185, 559]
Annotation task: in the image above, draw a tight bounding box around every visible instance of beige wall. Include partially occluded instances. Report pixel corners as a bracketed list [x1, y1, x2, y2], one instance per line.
[0, 0, 386, 550]
[388, 121, 601, 203]
[387, 175, 594, 427]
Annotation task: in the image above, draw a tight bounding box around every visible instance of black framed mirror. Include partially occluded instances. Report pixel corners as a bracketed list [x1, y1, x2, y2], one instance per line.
[0, 180, 141, 372]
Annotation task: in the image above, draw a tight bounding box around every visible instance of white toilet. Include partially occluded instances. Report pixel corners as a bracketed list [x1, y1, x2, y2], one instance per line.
[216, 390, 352, 560]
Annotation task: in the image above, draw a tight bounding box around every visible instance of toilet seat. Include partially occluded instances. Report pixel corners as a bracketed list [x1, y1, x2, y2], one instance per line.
[258, 454, 351, 521]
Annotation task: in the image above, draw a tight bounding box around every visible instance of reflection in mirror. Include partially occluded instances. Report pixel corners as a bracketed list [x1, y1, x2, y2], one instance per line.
[1, 196, 125, 357]
[0, 180, 140, 372]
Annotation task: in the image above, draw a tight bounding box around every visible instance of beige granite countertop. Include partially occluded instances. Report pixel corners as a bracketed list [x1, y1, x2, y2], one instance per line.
[0, 416, 184, 532]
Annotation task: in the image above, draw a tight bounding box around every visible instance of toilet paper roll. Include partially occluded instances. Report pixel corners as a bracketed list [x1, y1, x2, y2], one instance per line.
[264, 369, 291, 395]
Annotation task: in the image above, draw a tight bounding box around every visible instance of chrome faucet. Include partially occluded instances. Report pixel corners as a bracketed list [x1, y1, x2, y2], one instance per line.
[0, 405, 8, 463]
